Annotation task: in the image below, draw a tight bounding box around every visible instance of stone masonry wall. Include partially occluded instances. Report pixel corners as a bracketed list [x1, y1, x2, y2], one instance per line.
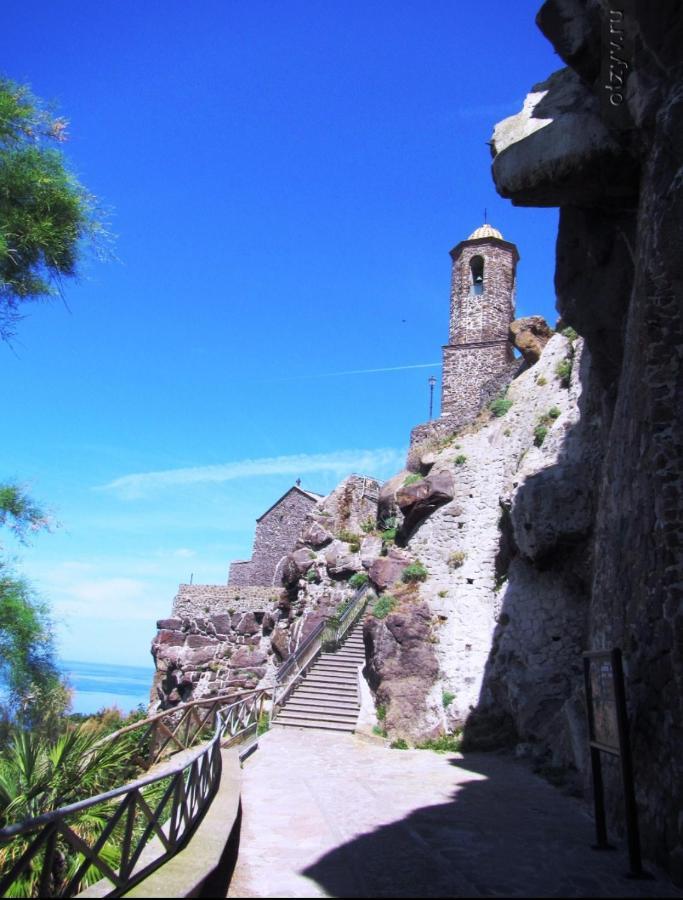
[449, 241, 517, 345]
[172, 583, 283, 618]
[441, 341, 514, 420]
[228, 487, 320, 586]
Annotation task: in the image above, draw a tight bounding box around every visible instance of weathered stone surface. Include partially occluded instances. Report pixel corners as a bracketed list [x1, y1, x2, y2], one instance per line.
[282, 548, 316, 585]
[396, 470, 455, 534]
[325, 539, 362, 576]
[209, 614, 232, 634]
[535, 0, 602, 83]
[300, 520, 334, 548]
[153, 629, 185, 648]
[185, 634, 216, 650]
[484, 5, 683, 882]
[509, 316, 553, 365]
[360, 535, 382, 569]
[156, 618, 182, 631]
[377, 472, 407, 525]
[510, 462, 594, 562]
[368, 548, 412, 590]
[236, 612, 261, 636]
[491, 67, 637, 208]
[364, 602, 442, 742]
[317, 474, 380, 534]
[229, 647, 267, 669]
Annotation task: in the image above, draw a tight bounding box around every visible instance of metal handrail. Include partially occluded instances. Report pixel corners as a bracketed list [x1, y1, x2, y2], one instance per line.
[271, 584, 371, 718]
[0, 689, 268, 898]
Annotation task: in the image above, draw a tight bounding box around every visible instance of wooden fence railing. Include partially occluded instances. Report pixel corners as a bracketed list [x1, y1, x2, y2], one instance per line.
[0, 689, 267, 898]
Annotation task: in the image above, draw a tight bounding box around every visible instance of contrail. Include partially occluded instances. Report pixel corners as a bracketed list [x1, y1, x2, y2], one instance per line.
[259, 362, 442, 383]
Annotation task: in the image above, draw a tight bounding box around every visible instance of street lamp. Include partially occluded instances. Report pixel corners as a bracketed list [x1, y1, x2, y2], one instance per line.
[428, 375, 437, 420]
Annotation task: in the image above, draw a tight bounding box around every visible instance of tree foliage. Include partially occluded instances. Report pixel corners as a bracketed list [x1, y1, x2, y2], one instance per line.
[0, 484, 65, 736]
[0, 77, 104, 340]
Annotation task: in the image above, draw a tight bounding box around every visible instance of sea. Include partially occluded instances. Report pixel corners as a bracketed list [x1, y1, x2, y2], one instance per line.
[59, 660, 155, 716]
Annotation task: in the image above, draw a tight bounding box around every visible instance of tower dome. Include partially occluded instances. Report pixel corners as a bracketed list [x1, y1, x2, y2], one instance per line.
[468, 223, 504, 241]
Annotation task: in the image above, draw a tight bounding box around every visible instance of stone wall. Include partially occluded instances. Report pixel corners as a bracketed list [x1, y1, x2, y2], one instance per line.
[228, 487, 320, 586]
[172, 584, 284, 618]
[150, 608, 278, 708]
[441, 341, 514, 420]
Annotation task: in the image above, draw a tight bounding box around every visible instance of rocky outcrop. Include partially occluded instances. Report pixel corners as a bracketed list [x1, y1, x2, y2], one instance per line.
[368, 547, 413, 591]
[395, 470, 455, 535]
[317, 474, 380, 534]
[364, 601, 442, 742]
[481, 1, 683, 883]
[509, 316, 553, 364]
[150, 610, 275, 707]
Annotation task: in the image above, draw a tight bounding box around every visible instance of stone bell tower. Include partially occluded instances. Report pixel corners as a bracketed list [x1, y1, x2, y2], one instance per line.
[440, 223, 519, 420]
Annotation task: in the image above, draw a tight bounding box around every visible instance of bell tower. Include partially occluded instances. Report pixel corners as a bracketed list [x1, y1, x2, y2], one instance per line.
[440, 223, 519, 420]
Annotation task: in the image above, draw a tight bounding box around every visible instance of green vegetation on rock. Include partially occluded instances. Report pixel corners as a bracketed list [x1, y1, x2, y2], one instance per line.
[349, 571, 369, 589]
[402, 561, 428, 583]
[372, 595, 397, 619]
[489, 395, 513, 417]
[416, 731, 463, 753]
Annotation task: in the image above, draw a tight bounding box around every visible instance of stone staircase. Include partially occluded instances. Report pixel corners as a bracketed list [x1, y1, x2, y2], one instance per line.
[272, 618, 367, 732]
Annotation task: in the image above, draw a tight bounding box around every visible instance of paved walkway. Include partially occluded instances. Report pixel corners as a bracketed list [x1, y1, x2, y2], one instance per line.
[228, 727, 682, 898]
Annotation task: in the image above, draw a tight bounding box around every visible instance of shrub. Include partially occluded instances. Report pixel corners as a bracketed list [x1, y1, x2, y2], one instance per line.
[489, 395, 513, 417]
[416, 731, 463, 753]
[305, 568, 318, 582]
[381, 527, 397, 545]
[555, 357, 572, 387]
[454, 455, 467, 466]
[391, 738, 409, 750]
[562, 326, 578, 341]
[372, 725, 388, 738]
[360, 517, 376, 533]
[448, 550, 466, 569]
[372, 594, 397, 619]
[536, 375, 547, 386]
[403, 473, 424, 486]
[402, 561, 428, 583]
[534, 424, 548, 447]
[338, 529, 361, 552]
[442, 691, 455, 708]
[548, 405, 561, 419]
[257, 711, 270, 736]
[438, 590, 448, 598]
[376, 704, 387, 721]
[349, 571, 369, 589]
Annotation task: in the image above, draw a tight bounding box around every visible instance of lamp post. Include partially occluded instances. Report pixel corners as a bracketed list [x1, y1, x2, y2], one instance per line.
[428, 375, 436, 420]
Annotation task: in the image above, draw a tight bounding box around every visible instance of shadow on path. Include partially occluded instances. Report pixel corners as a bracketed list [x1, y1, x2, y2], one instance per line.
[302, 752, 681, 899]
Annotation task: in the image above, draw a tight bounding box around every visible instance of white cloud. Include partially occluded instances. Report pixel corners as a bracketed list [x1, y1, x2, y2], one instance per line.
[96, 447, 406, 500]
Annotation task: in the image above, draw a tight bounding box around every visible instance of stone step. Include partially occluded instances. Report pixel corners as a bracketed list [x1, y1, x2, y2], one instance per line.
[275, 707, 358, 724]
[318, 656, 360, 670]
[282, 703, 360, 722]
[286, 698, 360, 713]
[273, 717, 356, 733]
[304, 672, 357, 684]
[292, 688, 358, 702]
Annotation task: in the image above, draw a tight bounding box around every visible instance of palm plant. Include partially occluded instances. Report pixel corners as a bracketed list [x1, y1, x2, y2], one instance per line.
[0, 723, 140, 896]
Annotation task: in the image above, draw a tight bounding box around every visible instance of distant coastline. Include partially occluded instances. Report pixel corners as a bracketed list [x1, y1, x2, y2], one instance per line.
[59, 659, 154, 716]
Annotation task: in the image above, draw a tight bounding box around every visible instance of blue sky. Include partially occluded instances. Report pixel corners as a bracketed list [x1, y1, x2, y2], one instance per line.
[2, 1, 561, 666]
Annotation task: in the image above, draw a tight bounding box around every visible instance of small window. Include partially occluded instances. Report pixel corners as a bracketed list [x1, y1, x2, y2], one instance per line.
[470, 255, 484, 295]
